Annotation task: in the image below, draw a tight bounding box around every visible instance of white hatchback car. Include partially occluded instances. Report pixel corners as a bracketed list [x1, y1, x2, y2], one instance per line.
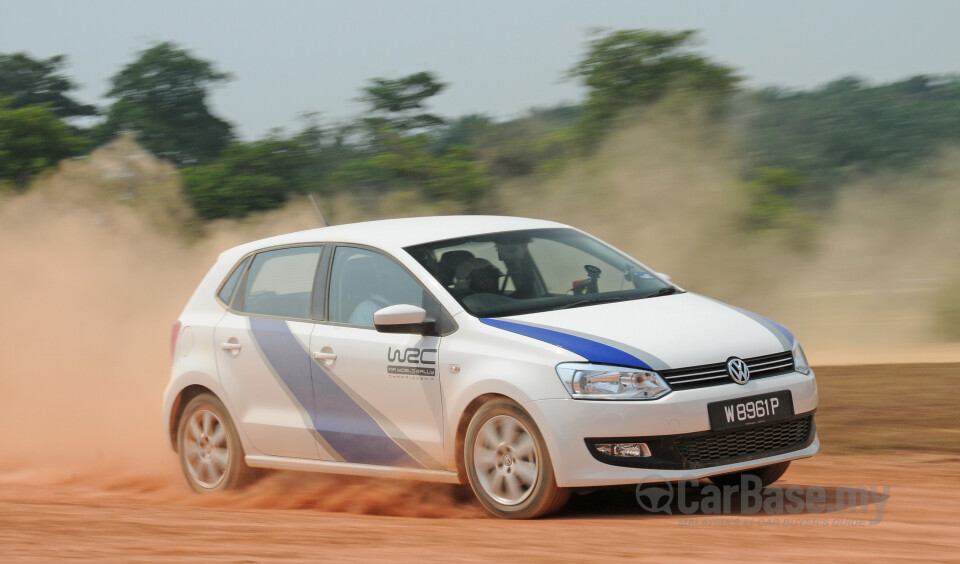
[164, 216, 818, 518]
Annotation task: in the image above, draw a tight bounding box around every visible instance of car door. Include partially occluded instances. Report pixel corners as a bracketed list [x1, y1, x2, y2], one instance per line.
[214, 245, 324, 460]
[308, 245, 448, 470]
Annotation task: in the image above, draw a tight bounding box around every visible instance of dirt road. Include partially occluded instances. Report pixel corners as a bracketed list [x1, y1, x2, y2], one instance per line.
[2, 363, 959, 562]
[2, 453, 958, 561]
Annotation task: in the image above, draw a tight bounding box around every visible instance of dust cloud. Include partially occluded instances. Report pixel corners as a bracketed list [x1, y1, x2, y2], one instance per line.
[0, 113, 957, 516]
[0, 138, 484, 517]
[499, 105, 960, 362]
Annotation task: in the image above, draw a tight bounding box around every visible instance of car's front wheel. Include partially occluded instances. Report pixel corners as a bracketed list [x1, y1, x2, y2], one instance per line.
[708, 461, 791, 488]
[463, 399, 569, 518]
[177, 393, 257, 493]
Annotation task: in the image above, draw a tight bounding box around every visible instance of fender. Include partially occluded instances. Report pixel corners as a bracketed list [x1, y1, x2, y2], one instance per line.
[161, 369, 260, 455]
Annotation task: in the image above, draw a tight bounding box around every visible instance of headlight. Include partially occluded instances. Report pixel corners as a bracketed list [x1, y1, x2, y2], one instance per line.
[792, 341, 810, 374]
[556, 363, 671, 400]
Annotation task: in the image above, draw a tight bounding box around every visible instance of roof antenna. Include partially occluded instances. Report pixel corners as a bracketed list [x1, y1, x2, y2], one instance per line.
[308, 194, 330, 227]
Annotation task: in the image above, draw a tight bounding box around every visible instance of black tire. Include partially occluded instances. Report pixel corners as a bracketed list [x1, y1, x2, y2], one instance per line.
[708, 461, 791, 488]
[463, 399, 570, 519]
[176, 393, 258, 493]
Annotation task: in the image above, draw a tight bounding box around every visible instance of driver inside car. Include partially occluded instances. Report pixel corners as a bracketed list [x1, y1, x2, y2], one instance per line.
[453, 258, 504, 294]
[454, 258, 519, 310]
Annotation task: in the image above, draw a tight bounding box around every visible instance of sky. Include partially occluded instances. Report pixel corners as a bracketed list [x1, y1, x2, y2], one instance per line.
[2, 0, 958, 139]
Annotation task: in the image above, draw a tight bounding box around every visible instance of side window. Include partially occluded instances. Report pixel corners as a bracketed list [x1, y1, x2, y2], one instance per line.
[328, 247, 426, 327]
[240, 246, 323, 319]
[218, 256, 251, 307]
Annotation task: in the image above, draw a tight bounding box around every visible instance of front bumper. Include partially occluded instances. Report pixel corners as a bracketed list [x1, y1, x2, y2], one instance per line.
[525, 370, 819, 487]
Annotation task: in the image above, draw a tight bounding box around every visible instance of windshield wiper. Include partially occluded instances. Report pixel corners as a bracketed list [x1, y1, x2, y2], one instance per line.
[639, 287, 680, 299]
[554, 287, 681, 311]
[555, 295, 637, 310]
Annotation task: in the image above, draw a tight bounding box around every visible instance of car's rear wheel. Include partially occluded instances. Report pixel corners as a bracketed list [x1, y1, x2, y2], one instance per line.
[177, 393, 257, 493]
[464, 399, 569, 518]
[708, 461, 791, 488]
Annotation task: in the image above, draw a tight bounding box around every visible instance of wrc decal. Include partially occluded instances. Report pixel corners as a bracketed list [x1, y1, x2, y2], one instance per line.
[387, 347, 437, 365]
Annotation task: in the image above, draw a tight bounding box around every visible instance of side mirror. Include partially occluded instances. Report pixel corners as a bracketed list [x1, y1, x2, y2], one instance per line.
[374, 304, 436, 335]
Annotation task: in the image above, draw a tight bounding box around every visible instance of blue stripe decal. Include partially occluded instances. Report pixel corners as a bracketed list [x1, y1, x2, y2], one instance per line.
[246, 316, 318, 416]
[480, 318, 653, 369]
[249, 316, 422, 468]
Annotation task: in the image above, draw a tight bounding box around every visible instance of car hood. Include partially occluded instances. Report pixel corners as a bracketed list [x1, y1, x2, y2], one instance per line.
[481, 292, 794, 371]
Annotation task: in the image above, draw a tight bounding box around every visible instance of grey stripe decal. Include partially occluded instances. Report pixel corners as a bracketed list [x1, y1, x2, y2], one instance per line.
[698, 295, 793, 349]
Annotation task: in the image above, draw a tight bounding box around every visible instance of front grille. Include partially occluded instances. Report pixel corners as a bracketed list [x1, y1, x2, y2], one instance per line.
[675, 416, 813, 466]
[660, 351, 795, 390]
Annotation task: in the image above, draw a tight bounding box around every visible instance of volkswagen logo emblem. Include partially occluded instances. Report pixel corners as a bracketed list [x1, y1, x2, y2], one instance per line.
[727, 357, 750, 385]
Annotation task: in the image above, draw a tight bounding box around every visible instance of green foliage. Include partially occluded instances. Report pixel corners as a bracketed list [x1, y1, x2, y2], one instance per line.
[12, 27, 951, 227]
[316, 73, 490, 209]
[463, 106, 581, 178]
[745, 75, 960, 205]
[740, 167, 816, 251]
[181, 134, 325, 219]
[182, 164, 285, 220]
[424, 145, 490, 206]
[96, 42, 233, 166]
[224, 137, 319, 193]
[0, 53, 97, 119]
[932, 271, 960, 342]
[434, 114, 493, 150]
[0, 100, 86, 189]
[569, 29, 740, 135]
[360, 72, 446, 134]
[934, 278, 960, 341]
[482, 123, 572, 177]
[327, 130, 490, 208]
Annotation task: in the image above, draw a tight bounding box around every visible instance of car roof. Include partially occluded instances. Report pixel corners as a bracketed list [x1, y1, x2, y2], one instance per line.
[220, 215, 570, 262]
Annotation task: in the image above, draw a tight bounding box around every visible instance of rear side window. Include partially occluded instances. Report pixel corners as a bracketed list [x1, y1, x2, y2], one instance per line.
[241, 247, 323, 319]
[217, 256, 251, 307]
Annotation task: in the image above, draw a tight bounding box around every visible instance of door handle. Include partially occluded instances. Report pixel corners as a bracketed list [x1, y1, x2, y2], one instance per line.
[312, 351, 338, 361]
[221, 341, 242, 352]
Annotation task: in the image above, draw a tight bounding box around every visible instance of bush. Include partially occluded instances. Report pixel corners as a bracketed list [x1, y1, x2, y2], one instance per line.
[0, 101, 86, 189]
[934, 278, 960, 341]
[181, 164, 286, 220]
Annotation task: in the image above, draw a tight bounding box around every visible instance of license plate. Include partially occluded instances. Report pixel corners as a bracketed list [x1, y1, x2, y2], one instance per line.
[708, 390, 794, 431]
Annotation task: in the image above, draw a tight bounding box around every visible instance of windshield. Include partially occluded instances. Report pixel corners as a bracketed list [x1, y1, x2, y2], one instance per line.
[405, 228, 676, 317]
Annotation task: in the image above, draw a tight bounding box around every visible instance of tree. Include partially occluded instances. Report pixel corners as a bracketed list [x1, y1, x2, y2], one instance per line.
[0, 100, 86, 189]
[424, 144, 490, 208]
[181, 133, 324, 219]
[182, 163, 287, 220]
[742, 167, 804, 229]
[434, 113, 492, 150]
[360, 72, 446, 134]
[569, 29, 740, 129]
[745, 74, 960, 205]
[0, 53, 97, 119]
[97, 42, 233, 165]
[328, 131, 490, 208]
